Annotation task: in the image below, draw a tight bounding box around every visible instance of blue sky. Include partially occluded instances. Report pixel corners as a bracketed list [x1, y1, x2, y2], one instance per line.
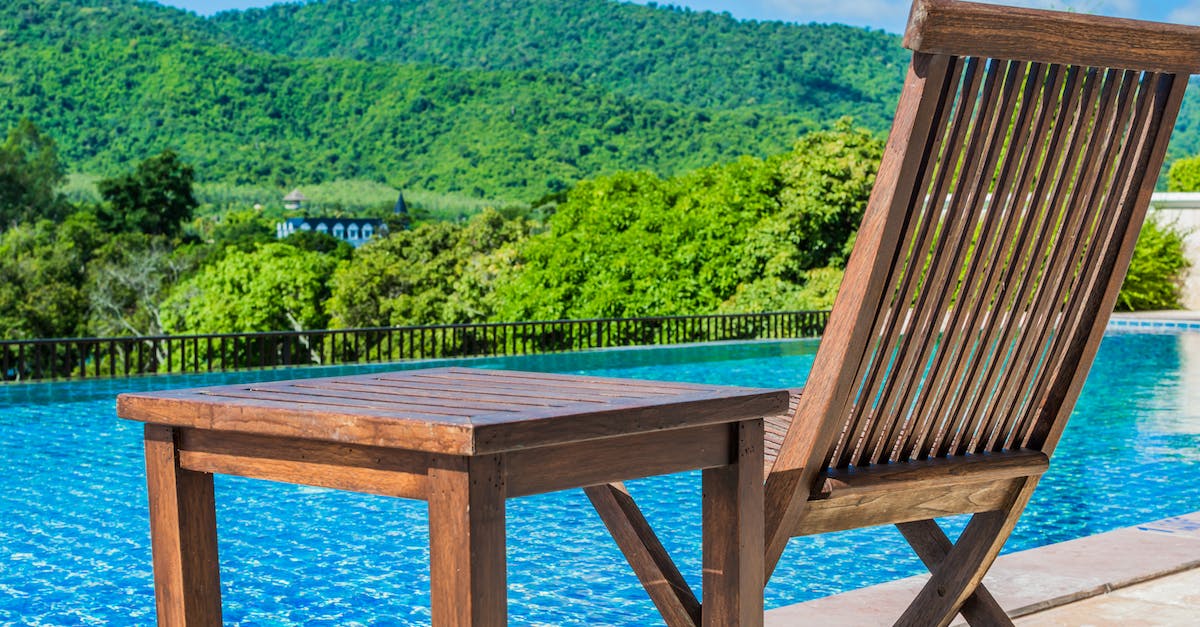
[157, 0, 1200, 34]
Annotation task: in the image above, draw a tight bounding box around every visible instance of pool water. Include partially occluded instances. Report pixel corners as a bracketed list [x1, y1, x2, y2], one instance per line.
[2, 332, 1198, 625]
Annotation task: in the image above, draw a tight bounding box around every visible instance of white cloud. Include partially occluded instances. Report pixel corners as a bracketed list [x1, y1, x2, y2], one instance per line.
[1170, 1, 1200, 24]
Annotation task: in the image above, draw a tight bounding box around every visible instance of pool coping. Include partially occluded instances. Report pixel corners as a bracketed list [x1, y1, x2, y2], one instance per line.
[765, 511, 1200, 625]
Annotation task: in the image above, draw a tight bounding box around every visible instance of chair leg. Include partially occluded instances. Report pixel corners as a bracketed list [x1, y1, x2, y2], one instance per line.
[896, 519, 1011, 626]
[894, 485, 1034, 627]
[585, 483, 701, 627]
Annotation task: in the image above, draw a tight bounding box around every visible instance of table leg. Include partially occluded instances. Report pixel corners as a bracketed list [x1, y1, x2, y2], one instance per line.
[144, 425, 223, 627]
[428, 454, 507, 626]
[702, 419, 764, 627]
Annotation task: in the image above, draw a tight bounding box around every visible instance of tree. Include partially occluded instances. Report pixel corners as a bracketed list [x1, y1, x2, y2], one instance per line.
[0, 212, 100, 339]
[284, 229, 354, 260]
[161, 242, 337, 334]
[326, 209, 530, 328]
[1167, 154, 1200, 192]
[0, 119, 67, 227]
[85, 233, 199, 338]
[96, 149, 198, 236]
[492, 123, 883, 321]
[1117, 217, 1190, 311]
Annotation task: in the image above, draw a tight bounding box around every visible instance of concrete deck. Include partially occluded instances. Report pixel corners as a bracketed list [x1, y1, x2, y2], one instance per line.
[766, 512, 1200, 626]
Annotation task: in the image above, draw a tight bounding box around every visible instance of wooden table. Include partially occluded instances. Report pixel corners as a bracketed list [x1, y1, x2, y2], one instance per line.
[118, 367, 787, 626]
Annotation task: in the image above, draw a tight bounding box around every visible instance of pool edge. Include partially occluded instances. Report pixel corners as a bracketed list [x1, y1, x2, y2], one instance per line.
[765, 511, 1200, 625]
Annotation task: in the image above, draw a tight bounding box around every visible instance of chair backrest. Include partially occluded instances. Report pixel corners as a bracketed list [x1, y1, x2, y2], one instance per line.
[766, 0, 1200, 551]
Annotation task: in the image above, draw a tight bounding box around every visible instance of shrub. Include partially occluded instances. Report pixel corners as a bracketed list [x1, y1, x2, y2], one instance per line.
[1117, 216, 1190, 311]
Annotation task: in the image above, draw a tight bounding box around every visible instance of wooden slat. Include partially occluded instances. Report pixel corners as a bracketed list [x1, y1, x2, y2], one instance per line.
[471, 392, 787, 454]
[176, 430, 433, 500]
[289, 380, 568, 409]
[896, 519, 1012, 625]
[904, 0, 1200, 73]
[866, 58, 1030, 465]
[505, 424, 732, 497]
[793, 477, 1022, 536]
[999, 69, 1146, 450]
[1025, 73, 1188, 453]
[942, 67, 1124, 457]
[815, 450, 1048, 500]
[833, 55, 982, 469]
[585, 484, 702, 627]
[976, 66, 1104, 453]
[767, 52, 959, 578]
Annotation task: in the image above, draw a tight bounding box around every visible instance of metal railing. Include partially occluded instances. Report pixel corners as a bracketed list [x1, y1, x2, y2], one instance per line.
[0, 310, 830, 383]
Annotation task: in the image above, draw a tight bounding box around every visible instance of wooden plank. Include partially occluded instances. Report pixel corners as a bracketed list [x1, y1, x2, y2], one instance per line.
[585, 483, 701, 627]
[428, 455, 507, 626]
[1027, 74, 1190, 454]
[894, 480, 1037, 627]
[815, 450, 1048, 499]
[793, 478, 1022, 536]
[414, 367, 721, 392]
[290, 380, 569, 408]
[143, 425, 223, 627]
[119, 394, 477, 455]
[702, 419, 764, 627]
[274, 381, 547, 411]
[505, 424, 731, 497]
[834, 54, 984, 469]
[904, 0, 1200, 73]
[896, 518, 1012, 625]
[176, 430, 433, 500]
[472, 391, 788, 455]
[766, 52, 959, 578]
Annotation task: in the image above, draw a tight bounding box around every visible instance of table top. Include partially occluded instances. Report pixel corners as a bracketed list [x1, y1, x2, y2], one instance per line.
[118, 367, 790, 455]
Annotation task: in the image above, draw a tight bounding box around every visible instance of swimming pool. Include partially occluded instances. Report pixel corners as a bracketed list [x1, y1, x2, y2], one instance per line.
[1, 332, 1198, 624]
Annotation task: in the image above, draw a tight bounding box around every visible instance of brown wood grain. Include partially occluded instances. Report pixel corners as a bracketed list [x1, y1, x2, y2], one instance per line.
[429, 455, 507, 626]
[896, 518, 1012, 625]
[793, 478, 1022, 536]
[816, 450, 1047, 499]
[506, 424, 731, 497]
[585, 483, 701, 627]
[701, 420, 764, 627]
[144, 425, 223, 627]
[119, 369, 787, 456]
[905, 0, 1200, 73]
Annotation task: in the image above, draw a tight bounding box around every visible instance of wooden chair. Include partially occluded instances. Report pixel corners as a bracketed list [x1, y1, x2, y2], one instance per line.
[584, 1, 1200, 625]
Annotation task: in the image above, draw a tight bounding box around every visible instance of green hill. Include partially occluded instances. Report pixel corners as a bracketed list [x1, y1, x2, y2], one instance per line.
[208, 0, 908, 126]
[3, 0, 1196, 199]
[0, 0, 816, 200]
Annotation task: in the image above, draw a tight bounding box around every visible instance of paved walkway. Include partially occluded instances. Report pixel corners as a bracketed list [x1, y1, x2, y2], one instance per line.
[766, 512, 1200, 626]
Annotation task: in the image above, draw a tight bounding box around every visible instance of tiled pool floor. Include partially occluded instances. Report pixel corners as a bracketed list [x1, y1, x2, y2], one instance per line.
[765, 511, 1200, 625]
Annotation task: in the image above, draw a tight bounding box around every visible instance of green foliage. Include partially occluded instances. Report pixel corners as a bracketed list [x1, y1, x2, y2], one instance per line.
[96, 149, 197, 236]
[85, 232, 198, 337]
[493, 124, 883, 320]
[212, 0, 907, 124]
[161, 242, 338, 333]
[0, 0, 821, 202]
[0, 212, 100, 339]
[284, 229, 354, 261]
[1117, 216, 1190, 312]
[326, 208, 530, 327]
[0, 118, 68, 226]
[1167, 154, 1200, 192]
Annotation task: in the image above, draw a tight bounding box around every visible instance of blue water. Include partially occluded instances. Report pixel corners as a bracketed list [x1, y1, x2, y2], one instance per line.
[1, 333, 1198, 625]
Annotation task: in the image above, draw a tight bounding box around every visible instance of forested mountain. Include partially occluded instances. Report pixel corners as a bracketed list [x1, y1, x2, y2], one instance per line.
[209, 0, 908, 127]
[0, 0, 820, 199]
[2, 0, 1197, 200]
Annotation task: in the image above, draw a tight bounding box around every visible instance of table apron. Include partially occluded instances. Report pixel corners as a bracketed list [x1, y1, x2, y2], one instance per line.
[173, 422, 738, 501]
